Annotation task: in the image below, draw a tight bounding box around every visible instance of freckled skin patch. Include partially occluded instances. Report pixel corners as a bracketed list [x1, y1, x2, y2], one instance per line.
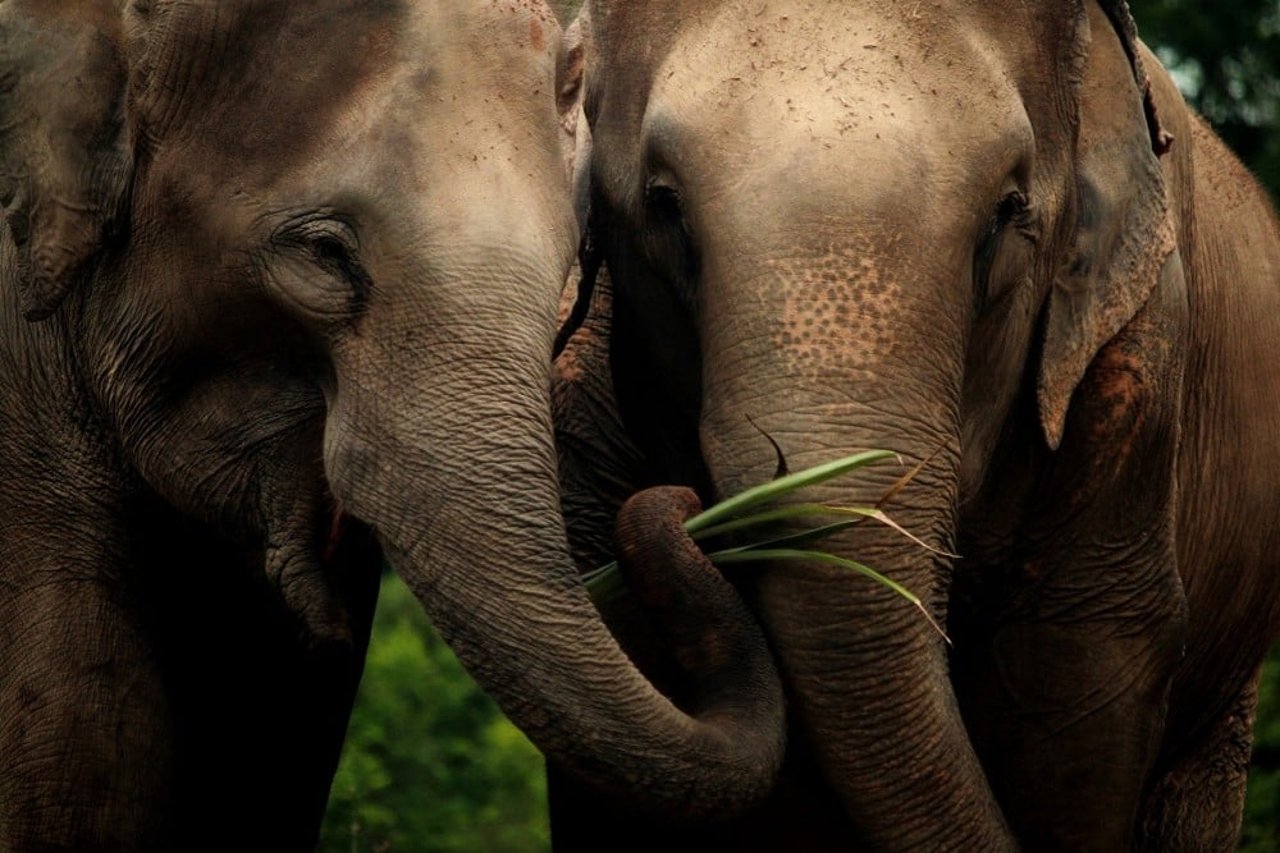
[766, 228, 910, 383]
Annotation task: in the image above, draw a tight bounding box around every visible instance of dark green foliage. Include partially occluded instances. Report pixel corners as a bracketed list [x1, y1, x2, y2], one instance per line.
[319, 575, 549, 852]
[1242, 649, 1280, 852]
[1132, 0, 1280, 199]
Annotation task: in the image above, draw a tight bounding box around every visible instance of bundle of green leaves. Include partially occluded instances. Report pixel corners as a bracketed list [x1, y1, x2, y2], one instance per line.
[584, 450, 950, 642]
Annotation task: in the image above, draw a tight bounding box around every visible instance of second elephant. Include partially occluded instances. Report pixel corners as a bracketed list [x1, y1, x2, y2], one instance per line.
[554, 0, 1280, 849]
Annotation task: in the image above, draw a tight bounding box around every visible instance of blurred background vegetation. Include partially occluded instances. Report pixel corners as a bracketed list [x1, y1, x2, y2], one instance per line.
[320, 2, 1280, 850]
[1135, 0, 1280, 199]
[319, 576, 548, 852]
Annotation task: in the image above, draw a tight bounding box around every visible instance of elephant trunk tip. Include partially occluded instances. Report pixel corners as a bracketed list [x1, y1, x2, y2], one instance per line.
[614, 485, 788, 808]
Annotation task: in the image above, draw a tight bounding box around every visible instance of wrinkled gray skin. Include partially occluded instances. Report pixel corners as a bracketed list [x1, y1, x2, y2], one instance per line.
[0, 0, 785, 847]
[554, 0, 1280, 849]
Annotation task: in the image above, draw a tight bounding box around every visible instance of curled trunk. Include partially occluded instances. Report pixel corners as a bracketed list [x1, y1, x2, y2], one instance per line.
[327, 335, 785, 821]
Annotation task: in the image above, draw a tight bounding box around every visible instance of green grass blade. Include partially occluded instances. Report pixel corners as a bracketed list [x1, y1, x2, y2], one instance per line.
[691, 503, 852, 541]
[683, 450, 898, 534]
[694, 503, 958, 559]
[582, 561, 616, 588]
[874, 441, 944, 511]
[707, 548, 951, 645]
[712, 520, 863, 555]
[584, 561, 625, 603]
[708, 548, 917, 601]
[828, 507, 960, 559]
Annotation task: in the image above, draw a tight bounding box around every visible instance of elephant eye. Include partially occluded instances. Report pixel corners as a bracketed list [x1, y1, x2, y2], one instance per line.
[282, 218, 371, 292]
[267, 214, 373, 325]
[313, 233, 354, 273]
[644, 176, 701, 298]
[973, 191, 1031, 314]
[645, 180, 684, 225]
[300, 222, 365, 282]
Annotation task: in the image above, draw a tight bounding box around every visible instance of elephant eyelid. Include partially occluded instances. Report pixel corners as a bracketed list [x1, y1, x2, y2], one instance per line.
[986, 191, 1038, 245]
[271, 215, 373, 310]
[642, 178, 701, 299]
[273, 215, 360, 261]
[996, 190, 1028, 219]
[644, 178, 685, 223]
[973, 192, 1034, 313]
[996, 191, 1040, 241]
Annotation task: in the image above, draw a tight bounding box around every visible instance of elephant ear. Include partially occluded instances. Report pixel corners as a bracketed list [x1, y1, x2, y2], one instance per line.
[553, 6, 602, 359]
[558, 6, 594, 229]
[0, 0, 131, 321]
[1037, 0, 1177, 450]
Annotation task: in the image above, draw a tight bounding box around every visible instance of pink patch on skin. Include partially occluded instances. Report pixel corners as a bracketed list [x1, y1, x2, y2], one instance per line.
[530, 18, 544, 51]
[322, 509, 348, 565]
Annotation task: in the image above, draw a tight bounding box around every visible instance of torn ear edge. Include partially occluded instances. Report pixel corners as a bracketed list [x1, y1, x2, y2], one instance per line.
[557, 17, 587, 119]
[1038, 207, 1177, 451]
[7, 159, 132, 323]
[1097, 0, 1174, 156]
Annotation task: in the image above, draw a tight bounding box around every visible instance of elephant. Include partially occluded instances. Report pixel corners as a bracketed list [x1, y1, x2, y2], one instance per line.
[0, 0, 787, 848]
[552, 0, 1280, 849]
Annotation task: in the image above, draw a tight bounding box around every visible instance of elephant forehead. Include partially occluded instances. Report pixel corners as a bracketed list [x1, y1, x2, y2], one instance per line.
[149, 0, 560, 194]
[640, 1, 1034, 212]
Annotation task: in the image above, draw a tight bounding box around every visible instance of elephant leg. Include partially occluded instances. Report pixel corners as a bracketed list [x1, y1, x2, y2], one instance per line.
[1137, 669, 1260, 852]
[0, 564, 174, 848]
[953, 562, 1186, 850]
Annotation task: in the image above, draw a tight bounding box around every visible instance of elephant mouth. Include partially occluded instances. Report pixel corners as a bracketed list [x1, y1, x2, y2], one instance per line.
[321, 507, 351, 565]
[265, 496, 380, 651]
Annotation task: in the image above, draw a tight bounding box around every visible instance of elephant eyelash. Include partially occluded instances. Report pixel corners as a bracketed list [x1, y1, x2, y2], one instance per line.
[1000, 191, 1041, 241]
[274, 217, 372, 304]
[973, 192, 1033, 313]
[996, 190, 1028, 221]
[644, 180, 686, 225]
[267, 215, 374, 323]
[643, 179, 702, 301]
[309, 233, 365, 283]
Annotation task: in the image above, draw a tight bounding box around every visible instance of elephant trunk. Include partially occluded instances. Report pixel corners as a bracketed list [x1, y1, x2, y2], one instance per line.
[707, 415, 1012, 847]
[324, 272, 785, 820]
[691, 218, 1014, 844]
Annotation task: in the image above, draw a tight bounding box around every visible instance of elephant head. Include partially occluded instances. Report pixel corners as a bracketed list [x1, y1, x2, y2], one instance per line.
[0, 0, 784, 835]
[583, 0, 1186, 845]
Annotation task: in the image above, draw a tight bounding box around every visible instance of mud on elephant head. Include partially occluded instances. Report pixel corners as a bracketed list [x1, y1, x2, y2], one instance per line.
[0, 0, 784, 834]
[572, 0, 1194, 847]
